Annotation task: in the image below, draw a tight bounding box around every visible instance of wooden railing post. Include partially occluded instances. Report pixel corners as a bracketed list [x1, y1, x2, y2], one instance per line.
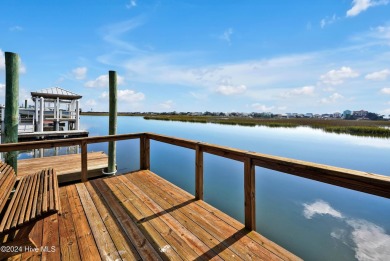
[195, 144, 204, 200]
[244, 157, 256, 230]
[140, 136, 150, 170]
[81, 141, 88, 182]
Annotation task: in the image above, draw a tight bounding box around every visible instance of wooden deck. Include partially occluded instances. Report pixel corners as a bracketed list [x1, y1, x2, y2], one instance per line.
[5, 170, 300, 261]
[17, 152, 108, 184]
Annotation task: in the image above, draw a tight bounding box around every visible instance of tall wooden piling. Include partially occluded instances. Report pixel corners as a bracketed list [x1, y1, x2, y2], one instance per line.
[4, 52, 19, 171]
[108, 71, 117, 173]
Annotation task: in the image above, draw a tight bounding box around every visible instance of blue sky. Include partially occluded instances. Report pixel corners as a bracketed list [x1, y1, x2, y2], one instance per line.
[1, 0, 390, 114]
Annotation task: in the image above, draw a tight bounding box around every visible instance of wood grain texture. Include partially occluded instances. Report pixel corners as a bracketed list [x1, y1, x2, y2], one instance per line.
[17, 152, 108, 183]
[4, 170, 300, 261]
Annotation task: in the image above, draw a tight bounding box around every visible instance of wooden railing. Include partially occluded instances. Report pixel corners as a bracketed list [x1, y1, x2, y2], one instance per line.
[0, 132, 389, 231]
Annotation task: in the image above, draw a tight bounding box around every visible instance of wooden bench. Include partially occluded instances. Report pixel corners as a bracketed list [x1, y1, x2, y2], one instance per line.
[0, 162, 61, 259]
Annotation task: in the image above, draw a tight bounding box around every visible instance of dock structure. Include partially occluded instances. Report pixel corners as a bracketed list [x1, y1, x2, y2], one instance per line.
[31, 87, 81, 132]
[1, 132, 389, 260]
[0, 87, 88, 141]
[4, 170, 300, 260]
[17, 151, 108, 184]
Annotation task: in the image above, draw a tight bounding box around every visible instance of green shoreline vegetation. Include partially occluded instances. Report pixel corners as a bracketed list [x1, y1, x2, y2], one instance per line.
[81, 112, 390, 138]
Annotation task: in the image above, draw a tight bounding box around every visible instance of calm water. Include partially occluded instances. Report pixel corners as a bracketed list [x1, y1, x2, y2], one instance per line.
[24, 116, 390, 260]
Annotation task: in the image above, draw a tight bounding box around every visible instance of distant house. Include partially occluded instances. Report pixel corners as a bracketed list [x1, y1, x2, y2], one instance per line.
[305, 113, 313, 118]
[333, 112, 341, 118]
[353, 110, 368, 118]
[343, 110, 352, 118]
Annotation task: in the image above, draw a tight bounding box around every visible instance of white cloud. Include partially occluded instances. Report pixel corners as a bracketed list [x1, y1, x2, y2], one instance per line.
[365, 69, 390, 80]
[303, 200, 390, 261]
[101, 89, 144, 103]
[347, 219, 390, 261]
[85, 74, 124, 88]
[251, 103, 274, 112]
[215, 84, 246, 95]
[373, 25, 390, 40]
[126, 0, 137, 8]
[303, 200, 343, 219]
[320, 93, 344, 103]
[160, 100, 174, 110]
[118, 89, 144, 102]
[9, 26, 23, 31]
[380, 88, 390, 94]
[320, 14, 339, 28]
[320, 66, 359, 85]
[72, 67, 87, 80]
[346, 0, 389, 17]
[281, 86, 315, 97]
[219, 28, 234, 44]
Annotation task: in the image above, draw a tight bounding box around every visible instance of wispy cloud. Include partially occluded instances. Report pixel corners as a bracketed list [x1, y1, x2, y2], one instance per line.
[346, 0, 389, 17]
[101, 89, 144, 103]
[251, 103, 274, 112]
[320, 67, 359, 85]
[126, 0, 137, 9]
[160, 100, 174, 109]
[320, 14, 339, 28]
[85, 74, 125, 88]
[101, 18, 144, 53]
[320, 93, 344, 104]
[280, 86, 315, 98]
[9, 25, 23, 32]
[380, 87, 390, 94]
[215, 83, 246, 95]
[72, 67, 87, 80]
[365, 69, 390, 80]
[219, 28, 234, 44]
[303, 199, 390, 261]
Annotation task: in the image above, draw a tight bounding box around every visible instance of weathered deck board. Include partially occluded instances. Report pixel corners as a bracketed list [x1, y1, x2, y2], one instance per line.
[4, 170, 301, 261]
[17, 152, 108, 183]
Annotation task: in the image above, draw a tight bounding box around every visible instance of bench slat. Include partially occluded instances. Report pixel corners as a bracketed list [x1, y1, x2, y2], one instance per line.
[11, 174, 32, 229]
[0, 177, 27, 232]
[18, 173, 35, 226]
[0, 167, 16, 213]
[25, 171, 38, 223]
[36, 170, 44, 217]
[31, 169, 41, 220]
[42, 169, 48, 213]
[49, 169, 54, 211]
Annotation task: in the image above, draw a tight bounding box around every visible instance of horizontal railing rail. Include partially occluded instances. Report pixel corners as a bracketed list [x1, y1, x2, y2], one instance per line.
[0, 132, 389, 231]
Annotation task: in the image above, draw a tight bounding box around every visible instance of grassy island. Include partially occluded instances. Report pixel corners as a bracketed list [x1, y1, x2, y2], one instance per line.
[143, 115, 390, 138]
[81, 112, 390, 138]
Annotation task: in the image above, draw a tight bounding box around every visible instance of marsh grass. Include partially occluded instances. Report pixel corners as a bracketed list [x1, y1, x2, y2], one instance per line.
[143, 115, 390, 138]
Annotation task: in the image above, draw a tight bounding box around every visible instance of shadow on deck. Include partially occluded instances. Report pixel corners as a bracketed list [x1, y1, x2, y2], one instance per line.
[5, 170, 300, 261]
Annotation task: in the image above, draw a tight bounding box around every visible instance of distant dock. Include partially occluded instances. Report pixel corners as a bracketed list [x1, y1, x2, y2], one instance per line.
[17, 151, 108, 184]
[1, 87, 88, 141]
[17, 129, 88, 141]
